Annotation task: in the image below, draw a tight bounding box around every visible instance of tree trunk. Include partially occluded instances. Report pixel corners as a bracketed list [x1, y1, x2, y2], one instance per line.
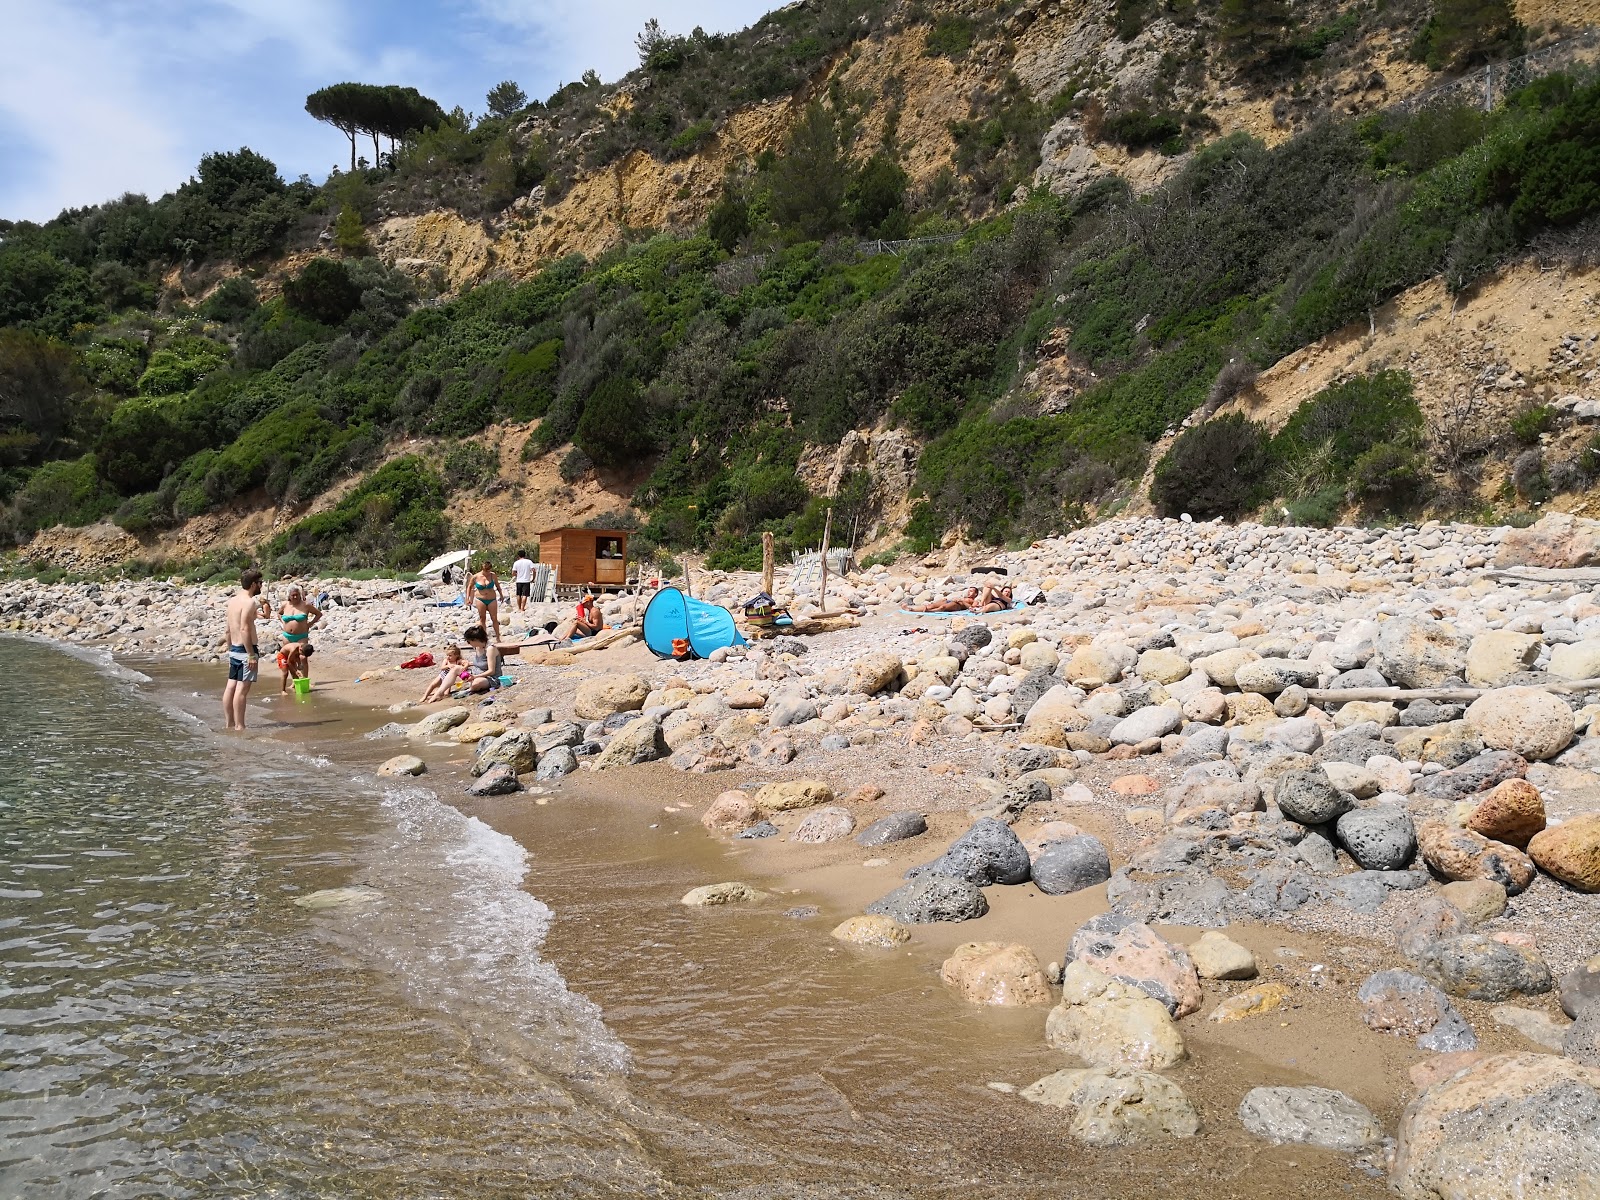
[347, 132, 356, 173]
[761, 532, 774, 598]
[371, 130, 381, 165]
[818, 507, 833, 611]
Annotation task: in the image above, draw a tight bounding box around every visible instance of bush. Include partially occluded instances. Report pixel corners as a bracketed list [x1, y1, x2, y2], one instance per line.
[924, 16, 975, 57]
[442, 441, 499, 491]
[574, 376, 654, 469]
[270, 455, 447, 569]
[1281, 484, 1344, 527]
[199, 276, 259, 323]
[283, 258, 362, 326]
[558, 446, 592, 482]
[1510, 403, 1557, 445]
[1150, 413, 1271, 519]
[1410, 0, 1522, 70]
[1267, 370, 1422, 486]
[1351, 441, 1425, 504]
[1101, 107, 1185, 151]
[5, 455, 119, 537]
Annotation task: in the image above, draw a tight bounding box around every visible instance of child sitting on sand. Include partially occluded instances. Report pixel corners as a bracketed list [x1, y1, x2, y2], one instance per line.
[418, 644, 468, 704]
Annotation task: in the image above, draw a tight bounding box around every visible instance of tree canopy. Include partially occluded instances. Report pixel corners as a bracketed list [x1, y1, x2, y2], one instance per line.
[305, 83, 446, 170]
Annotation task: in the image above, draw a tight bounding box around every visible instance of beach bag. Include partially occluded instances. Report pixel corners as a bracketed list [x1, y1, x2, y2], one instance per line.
[400, 652, 436, 669]
[743, 591, 778, 633]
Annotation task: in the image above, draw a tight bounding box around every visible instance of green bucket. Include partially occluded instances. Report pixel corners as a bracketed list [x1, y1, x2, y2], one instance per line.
[293, 677, 312, 696]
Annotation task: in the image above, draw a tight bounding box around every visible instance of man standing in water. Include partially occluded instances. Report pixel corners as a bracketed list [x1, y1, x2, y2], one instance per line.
[223, 568, 266, 730]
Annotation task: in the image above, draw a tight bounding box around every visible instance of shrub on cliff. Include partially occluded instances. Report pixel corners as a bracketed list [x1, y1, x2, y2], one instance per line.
[1150, 413, 1271, 520]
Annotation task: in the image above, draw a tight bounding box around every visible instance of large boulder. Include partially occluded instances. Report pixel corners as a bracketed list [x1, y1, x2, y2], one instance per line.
[1375, 617, 1470, 688]
[573, 673, 649, 720]
[1031, 836, 1112, 896]
[1465, 631, 1543, 688]
[408, 705, 470, 739]
[939, 942, 1052, 1006]
[1275, 769, 1354, 825]
[1335, 804, 1417, 871]
[851, 650, 906, 695]
[1413, 934, 1553, 1001]
[1550, 638, 1600, 681]
[1021, 1068, 1199, 1146]
[1237, 1086, 1382, 1152]
[1391, 1053, 1600, 1199]
[1494, 511, 1600, 568]
[1044, 961, 1187, 1070]
[1466, 778, 1547, 848]
[910, 817, 1030, 886]
[1417, 820, 1537, 894]
[1528, 813, 1600, 892]
[1067, 913, 1202, 1017]
[1466, 687, 1576, 761]
[867, 875, 989, 924]
[470, 729, 537, 777]
[702, 789, 759, 834]
[592, 715, 669, 770]
[1234, 658, 1320, 695]
[534, 745, 579, 780]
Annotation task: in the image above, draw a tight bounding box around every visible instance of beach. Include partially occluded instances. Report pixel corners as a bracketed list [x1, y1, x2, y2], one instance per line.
[6, 512, 1600, 1196]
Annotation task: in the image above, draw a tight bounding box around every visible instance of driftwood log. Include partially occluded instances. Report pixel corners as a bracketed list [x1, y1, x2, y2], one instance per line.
[1305, 677, 1600, 704]
[1482, 567, 1600, 584]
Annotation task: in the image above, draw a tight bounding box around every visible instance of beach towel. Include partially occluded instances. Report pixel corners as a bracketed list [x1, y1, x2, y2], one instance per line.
[399, 652, 436, 670]
[894, 601, 1027, 618]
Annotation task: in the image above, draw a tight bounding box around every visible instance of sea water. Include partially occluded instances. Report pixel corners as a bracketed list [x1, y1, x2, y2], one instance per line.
[0, 638, 654, 1198]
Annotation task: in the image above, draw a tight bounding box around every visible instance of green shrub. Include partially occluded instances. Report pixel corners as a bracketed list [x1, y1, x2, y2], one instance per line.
[1101, 107, 1184, 151]
[574, 376, 654, 468]
[5, 455, 119, 536]
[1351, 441, 1425, 504]
[270, 455, 446, 569]
[1510, 403, 1557, 445]
[924, 16, 975, 57]
[199, 276, 260, 323]
[283, 258, 362, 326]
[1267, 370, 1422, 485]
[442, 441, 499, 491]
[1281, 485, 1344, 527]
[1150, 413, 1271, 520]
[135, 336, 228, 396]
[1410, 0, 1522, 70]
[558, 446, 592, 482]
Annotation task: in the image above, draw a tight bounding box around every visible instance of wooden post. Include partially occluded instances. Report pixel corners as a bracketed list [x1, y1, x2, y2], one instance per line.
[761, 531, 775, 598]
[818, 506, 833, 611]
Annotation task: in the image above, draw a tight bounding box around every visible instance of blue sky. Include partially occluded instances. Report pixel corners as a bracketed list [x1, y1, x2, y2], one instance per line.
[0, 0, 778, 223]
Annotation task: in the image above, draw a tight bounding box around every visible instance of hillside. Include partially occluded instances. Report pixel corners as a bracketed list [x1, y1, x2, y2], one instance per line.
[5, 0, 1600, 580]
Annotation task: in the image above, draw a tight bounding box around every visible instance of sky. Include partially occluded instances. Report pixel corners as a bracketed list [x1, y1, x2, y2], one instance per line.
[0, 0, 778, 223]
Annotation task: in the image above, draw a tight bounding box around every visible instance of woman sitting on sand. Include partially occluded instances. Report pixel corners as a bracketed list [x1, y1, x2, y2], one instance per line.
[461, 626, 503, 694]
[909, 587, 980, 613]
[469, 561, 506, 642]
[418, 644, 468, 704]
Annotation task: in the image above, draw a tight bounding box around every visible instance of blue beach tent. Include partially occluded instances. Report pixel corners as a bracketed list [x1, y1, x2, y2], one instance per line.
[642, 587, 746, 659]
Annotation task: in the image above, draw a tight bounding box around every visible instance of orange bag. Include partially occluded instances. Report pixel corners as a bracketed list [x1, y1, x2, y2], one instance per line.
[670, 638, 691, 660]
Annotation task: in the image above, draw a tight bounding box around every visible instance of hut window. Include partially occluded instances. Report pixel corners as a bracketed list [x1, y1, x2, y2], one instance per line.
[597, 537, 623, 559]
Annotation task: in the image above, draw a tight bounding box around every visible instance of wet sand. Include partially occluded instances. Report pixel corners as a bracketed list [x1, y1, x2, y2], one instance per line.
[125, 655, 1537, 1198]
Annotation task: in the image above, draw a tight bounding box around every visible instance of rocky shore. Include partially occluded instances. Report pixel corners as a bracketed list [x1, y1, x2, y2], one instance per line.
[9, 510, 1600, 1196]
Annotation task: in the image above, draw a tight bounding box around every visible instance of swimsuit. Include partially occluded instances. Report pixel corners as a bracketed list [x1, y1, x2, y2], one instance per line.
[227, 644, 258, 684]
[281, 612, 310, 643]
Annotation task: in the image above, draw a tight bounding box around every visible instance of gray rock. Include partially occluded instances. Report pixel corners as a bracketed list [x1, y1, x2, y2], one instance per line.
[867, 874, 990, 923]
[994, 777, 1052, 819]
[768, 695, 818, 728]
[1562, 960, 1600, 1020]
[1174, 724, 1229, 763]
[1263, 717, 1323, 755]
[736, 821, 779, 839]
[909, 817, 1031, 886]
[1011, 668, 1059, 719]
[1335, 804, 1417, 871]
[1110, 705, 1183, 745]
[1032, 836, 1112, 896]
[1414, 750, 1528, 800]
[953, 624, 992, 651]
[791, 806, 856, 843]
[1402, 700, 1465, 726]
[1327, 667, 1391, 690]
[534, 746, 578, 779]
[1235, 658, 1320, 694]
[1294, 827, 1339, 873]
[1237, 1086, 1382, 1152]
[819, 734, 850, 751]
[592, 715, 669, 770]
[471, 729, 537, 777]
[856, 811, 928, 847]
[1108, 872, 1231, 928]
[1414, 934, 1554, 1001]
[535, 721, 585, 752]
[1396, 896, 1472, 961]
[1275, 770, 1355, 825]
[1316, 734, 1388, 767]
[1375, 616, 1470, 688]
[1000, 744, 1058, 777]
[1357, 968, 1478, 1051]
[1565, 1008, 1600, 1067]
[465, 764, 522, 796]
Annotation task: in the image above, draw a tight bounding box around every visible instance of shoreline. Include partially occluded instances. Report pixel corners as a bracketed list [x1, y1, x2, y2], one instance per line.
[9, 512, 1600, 1192]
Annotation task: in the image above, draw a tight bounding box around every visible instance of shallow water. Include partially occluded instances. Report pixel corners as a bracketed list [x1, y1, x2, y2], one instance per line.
[0, 639, 1387, 1198]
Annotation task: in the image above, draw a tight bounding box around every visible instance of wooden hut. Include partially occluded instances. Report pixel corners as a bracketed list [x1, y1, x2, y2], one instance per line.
[538, 527, 630, 592]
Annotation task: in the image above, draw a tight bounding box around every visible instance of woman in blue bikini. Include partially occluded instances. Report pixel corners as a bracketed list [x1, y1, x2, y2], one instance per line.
[469, 560, 506, 642]
[276, 585, 322, 694]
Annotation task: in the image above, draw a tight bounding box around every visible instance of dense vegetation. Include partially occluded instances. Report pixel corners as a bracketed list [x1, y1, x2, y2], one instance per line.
[3, 1, 1597, 573]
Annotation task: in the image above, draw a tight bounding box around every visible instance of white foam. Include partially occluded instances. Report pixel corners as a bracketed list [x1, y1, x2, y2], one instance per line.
[328, 782, 629, 1077]
[9, 635, 153, 684]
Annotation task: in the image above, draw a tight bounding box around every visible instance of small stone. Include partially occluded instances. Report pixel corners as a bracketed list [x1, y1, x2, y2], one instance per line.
[1336, 804, 1417, 871]
[1561, 956, 1600, 1019]
[1020, 1067, 1199, 1146]
[1238, 1086, 1381, 1152]
[831, 914, 911, 948]
[910, 817, 1031, 886]
[1110, 774, 1161, 796]
[1031, 836, 1112, 896]
[1190, 931, 1257, 980]
[1275, 769, 1354, 825]
[790, 806, 855, 843]
[1358, 968, 1478, 1051]
[753, 779, 835, 812]
[702, 789, 758, 834]
[377, 754, 426, 777]
[681, 881, 761, 906]
[855, 811, 927, 846]
[465, 764, 522, 796]
[1209, 983, 1291, 1022]
[1068, 914, 1202, 1018]
[1491, 1004, 1571, 1051]
[867, 874, 989, 924]
[1045, 962, 1187, 1071]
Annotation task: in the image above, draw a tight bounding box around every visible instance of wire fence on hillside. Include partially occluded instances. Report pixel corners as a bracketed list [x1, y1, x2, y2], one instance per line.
[1393, 28, 1600, 113]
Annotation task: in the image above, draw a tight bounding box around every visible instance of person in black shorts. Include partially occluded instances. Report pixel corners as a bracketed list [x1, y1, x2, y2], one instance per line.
[511, 549, 535, 612]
